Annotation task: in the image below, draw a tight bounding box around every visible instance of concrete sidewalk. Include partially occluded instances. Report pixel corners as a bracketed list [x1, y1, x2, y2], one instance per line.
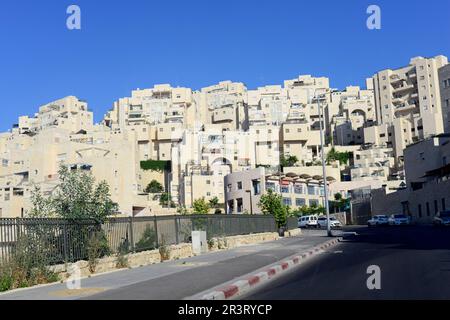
[0, 230, 334, 300]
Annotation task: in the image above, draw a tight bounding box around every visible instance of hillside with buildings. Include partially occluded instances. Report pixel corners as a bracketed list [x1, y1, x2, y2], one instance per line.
[1, 55, 449, 222]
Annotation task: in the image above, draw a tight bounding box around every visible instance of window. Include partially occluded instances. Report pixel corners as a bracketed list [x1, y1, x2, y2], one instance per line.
[252, 179, 261, 195]
[227, 184, 232, 192]
[236, 198, 243, 213]
[294, 185, 303, 194]
[281, 186, 290, 193]
[283, 198, 292, 206]
[296, 198, 306, 207]
[307, 186, 315, 195]
[237, 182, 243, 190]
[442, 198, 446, 211]
[206, 180, 211, 185]
[434, 200, 438, 215]
[309, 199, 319, 207]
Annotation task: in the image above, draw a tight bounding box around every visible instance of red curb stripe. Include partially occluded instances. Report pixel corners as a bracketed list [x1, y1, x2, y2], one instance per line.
[281, 262, 289, 270]
[247, 276, 260, 286]
[221, 285, 239, 299]
[267, 268, 277, 276]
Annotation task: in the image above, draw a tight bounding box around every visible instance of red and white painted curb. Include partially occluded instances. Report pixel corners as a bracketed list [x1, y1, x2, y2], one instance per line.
[200, 237, 342, 300]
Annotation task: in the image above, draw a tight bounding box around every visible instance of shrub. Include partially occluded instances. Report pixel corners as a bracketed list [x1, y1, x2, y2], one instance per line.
[0, 234, 59, 292]
[145, 180, 163, 194]
[135, 225, 157, 252]
[193, 198, 210, 214]
[159, 235, 170, 261]
[116, 238, 130, 269]
[87, 231, 110, 273]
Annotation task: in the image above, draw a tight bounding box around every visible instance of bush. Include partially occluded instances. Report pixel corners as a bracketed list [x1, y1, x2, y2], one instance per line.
[87, 231, 110, 273]
[159, 235, 170, 261]
[145, 180, 164, 194]
[0, 234, 59, 292]
[193, 198, 210, 214]
[135, 225, 157, 252]
[116, 238, 130, 269]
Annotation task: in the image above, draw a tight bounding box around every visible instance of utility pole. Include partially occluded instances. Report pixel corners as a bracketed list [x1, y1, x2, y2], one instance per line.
[316, 91, 333, 237]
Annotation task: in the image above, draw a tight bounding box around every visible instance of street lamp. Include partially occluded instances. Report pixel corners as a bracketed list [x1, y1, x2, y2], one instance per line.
[315, 90, 333, 237]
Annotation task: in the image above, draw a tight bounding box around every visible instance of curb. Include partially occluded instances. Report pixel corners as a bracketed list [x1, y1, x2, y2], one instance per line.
[200, 237, 342, 300]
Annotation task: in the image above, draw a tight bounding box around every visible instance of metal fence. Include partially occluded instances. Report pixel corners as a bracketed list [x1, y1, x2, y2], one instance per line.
[286, 216, 298, 231]
[0, 214, 296, 265]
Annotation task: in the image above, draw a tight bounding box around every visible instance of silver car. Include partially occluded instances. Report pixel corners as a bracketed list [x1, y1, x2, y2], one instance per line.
[368, 215, 389, 226]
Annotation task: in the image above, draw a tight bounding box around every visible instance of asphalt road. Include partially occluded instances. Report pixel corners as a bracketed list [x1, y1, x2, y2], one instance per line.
[243, 226, 450, 300]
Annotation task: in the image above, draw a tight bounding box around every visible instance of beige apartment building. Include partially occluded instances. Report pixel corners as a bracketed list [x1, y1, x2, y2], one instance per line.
[365, 55, 449, 165]
[224, 167, 335, 214]
[330, 85, 376, 146]
[3, 57, 450, 218]
[372, 133, 450, 224]
[350, 145, 395, 182]
[0, 98, 161, 218]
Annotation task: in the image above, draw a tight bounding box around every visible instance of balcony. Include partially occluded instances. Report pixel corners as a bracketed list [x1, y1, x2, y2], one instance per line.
[392, 84, 415, 94]
[395, 103, 418, 115]
[392, 97, 405, 105]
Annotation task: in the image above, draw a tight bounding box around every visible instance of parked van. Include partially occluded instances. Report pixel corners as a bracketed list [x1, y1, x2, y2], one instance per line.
[298, 215, 318, 228]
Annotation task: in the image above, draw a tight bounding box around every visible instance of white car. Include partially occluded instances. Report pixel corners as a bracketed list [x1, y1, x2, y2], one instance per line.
[388, 214, 411, 226]
[317, 216, 342, 229]
[433, 211, 450, 227]
[298, 215, 318, 228]
[367, 215, 389, 226]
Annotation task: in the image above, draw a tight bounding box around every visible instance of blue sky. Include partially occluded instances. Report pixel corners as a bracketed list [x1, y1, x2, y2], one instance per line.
[0, 0, 449, 131]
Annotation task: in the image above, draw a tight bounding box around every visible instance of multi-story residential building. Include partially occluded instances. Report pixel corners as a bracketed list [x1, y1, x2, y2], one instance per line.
[0, 98, 159, 218]
[439, 64, 450, 132]
[13, 96, 94, 135]
[365, 55, 449, 165]
[330, 85, 376, 146]
[350, 145, 395, 182]
[372, 133, 450, 224]
[224, 167, 334, 214]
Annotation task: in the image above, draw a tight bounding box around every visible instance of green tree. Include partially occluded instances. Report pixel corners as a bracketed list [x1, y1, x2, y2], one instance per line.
[30, 165, 117, 223]
[193, 198, 210, 215]
[293, 204, 326, 217]
[159, 193, 175, 208]
[144, 180, 163, 194]
[258, 189, 289, 228]
[280, 154, 299, 169]
[326, 148, 350, 166]
[209, 197, 219, 208]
